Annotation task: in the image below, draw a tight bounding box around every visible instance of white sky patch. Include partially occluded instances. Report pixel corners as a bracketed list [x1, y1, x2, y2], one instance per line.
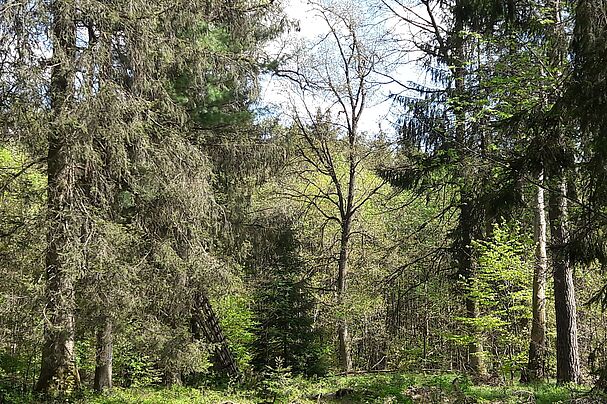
[258, 0, 426, 136]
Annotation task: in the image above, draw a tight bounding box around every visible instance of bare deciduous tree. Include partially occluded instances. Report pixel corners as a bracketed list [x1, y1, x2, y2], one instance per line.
[272, 0, 396, 372]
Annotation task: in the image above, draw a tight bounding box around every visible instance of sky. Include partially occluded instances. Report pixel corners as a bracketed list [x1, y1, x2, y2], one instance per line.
[258, 0, 425, 136]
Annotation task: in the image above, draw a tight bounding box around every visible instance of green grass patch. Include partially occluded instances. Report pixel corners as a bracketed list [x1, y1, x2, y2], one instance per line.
[82, 386, 256, 404]
[3, 372, 603, 403]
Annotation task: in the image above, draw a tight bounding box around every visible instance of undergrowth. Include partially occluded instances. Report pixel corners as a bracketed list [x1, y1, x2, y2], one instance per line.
[2, 372, 603, 403]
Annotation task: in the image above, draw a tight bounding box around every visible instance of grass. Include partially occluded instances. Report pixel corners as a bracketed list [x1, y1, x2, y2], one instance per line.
[83, 386, 255, 404]
[3, 372, 603, 403]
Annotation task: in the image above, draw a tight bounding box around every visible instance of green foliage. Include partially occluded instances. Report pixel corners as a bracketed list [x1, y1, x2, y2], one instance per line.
[246, 213, 330, 376]
[2, 0, 607, 395]
[456, 222, 534, 374]
[0, 146, 45, 393]
[0, 352, 38, 398]
[259, 358, 298, 402]
[75, 338, 96, 384]
[470, 224, 533, 318]
[78, 372, 596, 404]
[3, 366, 600, 403]
[216, 294, 257, 371]
[113, 338, 164, 388]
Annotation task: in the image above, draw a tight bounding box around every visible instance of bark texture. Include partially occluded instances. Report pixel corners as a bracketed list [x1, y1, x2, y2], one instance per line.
[337, 223, 353, 373]
[36, 0, 80, 393]
[548, 176, 581, 384]
[94, 318, 113, 391]
[465, 297, 487, 376]
[524, 178, 548, 382]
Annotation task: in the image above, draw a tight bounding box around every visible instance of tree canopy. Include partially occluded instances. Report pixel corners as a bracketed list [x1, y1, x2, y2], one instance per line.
[1, 0, 607, 402]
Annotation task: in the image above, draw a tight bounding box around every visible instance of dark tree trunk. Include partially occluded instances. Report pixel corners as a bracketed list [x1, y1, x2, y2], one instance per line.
[36, 257, 80, 392]
[94, 317, 113, 392]
[164, 371, 182, 387]
[548, 175, 581, 384]
[36, 0, 80, 393]
[336, 125, 358, 374]
[524, 177, 548, 382]
[450, 0, 487, 377]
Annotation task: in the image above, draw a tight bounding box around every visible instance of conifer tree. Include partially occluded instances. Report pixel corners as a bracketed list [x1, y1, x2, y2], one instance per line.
[1, 0, 282, 393]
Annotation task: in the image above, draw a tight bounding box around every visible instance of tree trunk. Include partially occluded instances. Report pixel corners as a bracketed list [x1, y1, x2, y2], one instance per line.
[336, 115, 357, 373]
[459, 195, 488, 378]
[94, 317, 113, 392]
[37, 258, 80, 392]
[36, 0, 80, 393]
[164, 371, 182, 387]
[449, 0, 487, 377]
[465, 296, 487, 376]
[548, 175, 581, 384]
[524, 176, 548, 382]
[337, 223, 353, 373]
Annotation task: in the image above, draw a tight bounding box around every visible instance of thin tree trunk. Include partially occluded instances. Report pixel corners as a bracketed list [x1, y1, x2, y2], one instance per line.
[548, 175, 581, 384]
[465, 296, 487, 376]
[337, 223, 353, 373]
[459, 194, 488, 378]
[337, 115, 359, 374]
[36, 0, 80, 393]
[524, 175, 548, 382]
[94, 317, 113, 391]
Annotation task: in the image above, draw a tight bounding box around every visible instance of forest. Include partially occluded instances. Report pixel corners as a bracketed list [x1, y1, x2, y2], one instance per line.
[1, 0, 607, 402]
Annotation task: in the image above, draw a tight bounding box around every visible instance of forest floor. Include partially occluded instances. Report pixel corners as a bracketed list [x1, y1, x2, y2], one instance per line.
[3, 372, 604, 403]
[73, 372, 603, 404]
